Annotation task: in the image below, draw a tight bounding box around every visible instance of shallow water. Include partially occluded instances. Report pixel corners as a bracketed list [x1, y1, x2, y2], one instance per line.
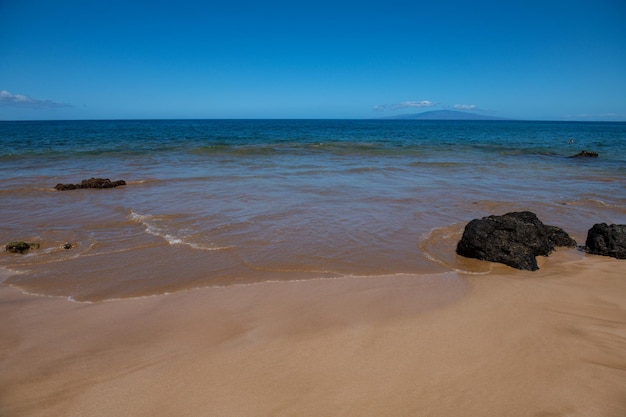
[1, 119, 625, 301]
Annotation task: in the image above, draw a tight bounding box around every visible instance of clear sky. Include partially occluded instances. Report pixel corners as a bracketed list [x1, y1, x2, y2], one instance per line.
[1, 0, 625, 120]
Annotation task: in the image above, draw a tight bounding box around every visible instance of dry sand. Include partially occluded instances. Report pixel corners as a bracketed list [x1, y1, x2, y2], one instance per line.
[1, 250, 625, 417]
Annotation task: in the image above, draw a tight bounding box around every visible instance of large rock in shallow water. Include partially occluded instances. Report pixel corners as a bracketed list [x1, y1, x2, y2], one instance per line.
[585, 223, 626, 259]
[456, 211, 576, 271]
[55, 177, 126, 191]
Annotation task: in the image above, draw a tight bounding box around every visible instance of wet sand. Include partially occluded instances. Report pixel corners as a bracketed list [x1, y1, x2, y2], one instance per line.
[1, 250, 625, 417]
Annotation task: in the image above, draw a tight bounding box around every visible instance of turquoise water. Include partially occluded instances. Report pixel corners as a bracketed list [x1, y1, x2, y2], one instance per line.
[1, 119, 625, 301]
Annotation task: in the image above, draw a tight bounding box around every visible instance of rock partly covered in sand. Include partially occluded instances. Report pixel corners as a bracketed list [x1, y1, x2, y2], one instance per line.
[570, 150, 599, 158]
[456, 211, 577, 271]
[5, 241, 40, 254]
[55, 177, 126, 191]
[585, 223, 626, 259]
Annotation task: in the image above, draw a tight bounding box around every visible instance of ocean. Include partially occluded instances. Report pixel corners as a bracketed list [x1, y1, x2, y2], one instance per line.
[1, 119, 625, 301]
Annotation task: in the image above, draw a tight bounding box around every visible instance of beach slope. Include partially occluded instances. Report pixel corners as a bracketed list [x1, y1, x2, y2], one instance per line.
[1, 252, 625, 417]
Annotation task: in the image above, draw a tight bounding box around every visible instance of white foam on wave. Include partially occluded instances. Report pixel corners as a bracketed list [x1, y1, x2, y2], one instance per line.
[0, 266, 24, 283]
[559, 198, 626, 211]
[7, 283, 97, 304]
[68, 270, 463, 304]
[582, 198, 625, 210]
[4, 266, 463, 304]
[130, 210, 234, 251]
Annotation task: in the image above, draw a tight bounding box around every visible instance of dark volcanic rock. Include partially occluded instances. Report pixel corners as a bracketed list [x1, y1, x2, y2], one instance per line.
[585, 223, 626, 259]
[570, 150, 598, 158]
[55, 177, 126, 191]
[456, 211, 577, 271]
[6, 241, 40, 254]
[80, 178, 126, 188]
[55, 183, 79, 190]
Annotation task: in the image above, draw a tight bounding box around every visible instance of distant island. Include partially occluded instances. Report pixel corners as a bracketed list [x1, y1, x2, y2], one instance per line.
[379, 110, 510, 121]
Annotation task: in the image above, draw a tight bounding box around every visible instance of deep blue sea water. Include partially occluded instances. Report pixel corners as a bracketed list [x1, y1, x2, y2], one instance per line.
[1, 119, 625, 301]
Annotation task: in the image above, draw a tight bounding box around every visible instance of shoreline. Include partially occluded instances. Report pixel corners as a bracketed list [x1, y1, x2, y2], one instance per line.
[1, 251, 625, 416]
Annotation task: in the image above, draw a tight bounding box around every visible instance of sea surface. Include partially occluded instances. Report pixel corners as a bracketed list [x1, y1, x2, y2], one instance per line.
[1, 119, 625, 301]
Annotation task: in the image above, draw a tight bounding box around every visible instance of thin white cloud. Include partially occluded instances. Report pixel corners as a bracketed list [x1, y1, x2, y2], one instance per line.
[374, 100, 436, 111]
[0, 90, 72, 108]
[453, 104, 477, 111]
[394, 100, 435, 109]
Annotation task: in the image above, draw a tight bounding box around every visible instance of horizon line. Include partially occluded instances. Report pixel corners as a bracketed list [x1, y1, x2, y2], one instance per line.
[1, 117, 625, 123]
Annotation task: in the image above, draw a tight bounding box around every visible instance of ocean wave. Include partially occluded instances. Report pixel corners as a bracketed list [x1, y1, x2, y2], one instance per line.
[52, 271, 462, 304]
[418, 225, 492, 275]
[129, 211, 234, 251]
[0, 238, 98, 267]
[190, 141, 425, 157]
[0, 266, 24, 282]
[0, 186, 57, 195]
[561, 198, 626, 211]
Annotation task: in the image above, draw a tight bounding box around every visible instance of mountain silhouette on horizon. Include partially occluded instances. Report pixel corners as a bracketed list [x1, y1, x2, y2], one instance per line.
[379, 110, 509, 120]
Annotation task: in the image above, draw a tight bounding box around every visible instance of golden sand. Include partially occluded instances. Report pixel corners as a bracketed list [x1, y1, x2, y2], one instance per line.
[1, 250, 625, 417]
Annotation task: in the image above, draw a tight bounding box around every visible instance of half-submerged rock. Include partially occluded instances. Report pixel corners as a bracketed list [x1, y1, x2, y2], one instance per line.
[6, 241, 40, 254]
[585, 223, 626, 259]
[570, 150, 598, 158]
[55, 177, 126, 191]
[456, 211, 576, 271]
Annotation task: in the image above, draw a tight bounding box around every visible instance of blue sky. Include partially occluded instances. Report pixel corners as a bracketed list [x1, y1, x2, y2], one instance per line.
[1, 0, 625, 120]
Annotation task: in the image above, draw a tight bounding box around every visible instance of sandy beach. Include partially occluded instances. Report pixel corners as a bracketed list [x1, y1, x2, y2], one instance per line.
[1, 249, 625, 417]
[3, 0, 626, 411]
